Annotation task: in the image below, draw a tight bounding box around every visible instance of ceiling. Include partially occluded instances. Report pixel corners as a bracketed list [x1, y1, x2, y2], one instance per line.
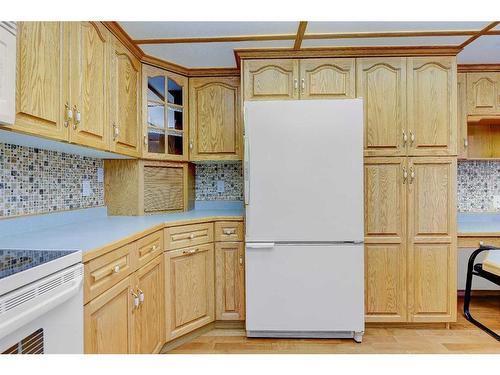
[119, 21, 500, 68]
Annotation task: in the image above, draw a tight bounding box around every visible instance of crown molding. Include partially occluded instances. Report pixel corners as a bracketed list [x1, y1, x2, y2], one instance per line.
[102, 21, 144, 60]
[458, 64, 500, 73]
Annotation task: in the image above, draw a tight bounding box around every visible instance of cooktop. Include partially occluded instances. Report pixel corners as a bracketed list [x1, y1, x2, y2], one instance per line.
[0, 249, 79, 280]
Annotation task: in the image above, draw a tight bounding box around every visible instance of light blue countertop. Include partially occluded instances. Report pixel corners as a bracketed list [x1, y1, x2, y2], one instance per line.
[457, 212, 500, 234]
[0, 201, 244, 254]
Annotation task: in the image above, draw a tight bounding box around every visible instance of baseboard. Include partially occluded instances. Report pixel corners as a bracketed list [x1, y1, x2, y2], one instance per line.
[160, 322, 215, 353]
[214, 320, 245, 329]
[366, 322, 449, 329]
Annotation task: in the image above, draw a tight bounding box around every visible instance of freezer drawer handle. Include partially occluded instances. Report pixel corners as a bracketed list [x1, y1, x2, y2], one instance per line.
[246, 243, 275, 249]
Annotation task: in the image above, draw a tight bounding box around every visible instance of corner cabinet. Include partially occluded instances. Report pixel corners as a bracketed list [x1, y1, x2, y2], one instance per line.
[142, 65, 189, 161]
[189, 76, 242, 161]
[109, 35, 141, 157]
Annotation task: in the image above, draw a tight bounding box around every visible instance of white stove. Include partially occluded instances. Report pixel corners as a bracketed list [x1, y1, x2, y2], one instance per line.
[0, 249, 83, 354]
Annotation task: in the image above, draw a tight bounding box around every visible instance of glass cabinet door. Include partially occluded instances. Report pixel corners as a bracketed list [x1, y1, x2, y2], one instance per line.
[143, 66, 187, 160]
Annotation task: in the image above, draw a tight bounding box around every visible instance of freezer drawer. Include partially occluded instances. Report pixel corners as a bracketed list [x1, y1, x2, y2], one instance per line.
[245, 242, 364, 336]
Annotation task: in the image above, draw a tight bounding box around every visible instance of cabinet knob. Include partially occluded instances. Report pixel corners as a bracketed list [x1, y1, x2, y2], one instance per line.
[114, 265, 120, 273]
[189, 233, 195, 239]
[152, 245, 158, 251]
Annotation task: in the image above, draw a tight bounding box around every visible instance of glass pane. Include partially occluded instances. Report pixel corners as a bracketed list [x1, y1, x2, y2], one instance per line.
[167, 78, 183, 105]
[147, 76, 165, 102]
[167, 134, 183, 155]
[148, 128, 165, 154]
[147, 104, 165, 128]
[167, 107, 183, 130]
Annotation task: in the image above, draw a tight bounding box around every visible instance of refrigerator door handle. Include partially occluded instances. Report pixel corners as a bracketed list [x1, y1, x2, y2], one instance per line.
[246, 242, 275, 249]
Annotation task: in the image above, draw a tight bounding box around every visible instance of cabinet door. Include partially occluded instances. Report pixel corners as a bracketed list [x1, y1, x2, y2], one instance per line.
[110, 36, 141, 157]
[0, 23, 16, 125]
[84, 276, 133, 354]
[357, 58, 407, 157]
[14, 22, 68, 140]
[132, 255, 165, 354]
[189, 77, 242, 161]
[466, 72, 500, 115]
[69, 22, 109, 150]
[364, 157, 407, 322]
[407, 157, 457, 322]
[215, 242, 245, 321]
[457, 73, 468, 159]
[164, 243, 214, 341]
[243, 59, 299, 100]
[407, 57, 457, 156]
[299, 58, 355, 99]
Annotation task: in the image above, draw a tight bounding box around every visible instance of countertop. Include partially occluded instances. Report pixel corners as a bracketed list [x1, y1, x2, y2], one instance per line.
[458, 212, 500, 236]
[0, 202, 244, 257]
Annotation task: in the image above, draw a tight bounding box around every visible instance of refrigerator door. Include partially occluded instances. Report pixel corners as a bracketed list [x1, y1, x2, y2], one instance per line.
[245, 242, 364, 335]
[244, 99, 364, 242]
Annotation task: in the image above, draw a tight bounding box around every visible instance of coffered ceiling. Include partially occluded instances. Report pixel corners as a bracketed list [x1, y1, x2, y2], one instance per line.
[118, 21, 500, 68]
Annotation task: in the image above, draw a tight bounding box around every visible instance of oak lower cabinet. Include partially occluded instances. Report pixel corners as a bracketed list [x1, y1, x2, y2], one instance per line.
[189, 76, 242, 161]
[215, 242, 245, 320]
[364, 156, 457, 323]
[164, 243, 215, 341]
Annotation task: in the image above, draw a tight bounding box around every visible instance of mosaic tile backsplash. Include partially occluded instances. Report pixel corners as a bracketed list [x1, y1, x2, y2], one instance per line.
[195, 162, 243, 201]
[458, 160, 500, 212]
[0, 143, 104, 217]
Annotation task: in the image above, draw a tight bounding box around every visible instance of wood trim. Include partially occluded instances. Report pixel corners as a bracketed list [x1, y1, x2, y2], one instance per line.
[102, 21, 144, 60]
[235, 45, 462, 65]
[467, 114, 500, 124]
[459, 21, 500, 49]
[458, 64, 500, 73]
[135, 34, 296, 45]
[293, 21, 308, 50]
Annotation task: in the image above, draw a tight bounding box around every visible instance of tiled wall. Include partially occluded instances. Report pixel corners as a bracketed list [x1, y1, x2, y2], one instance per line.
[458, 160, 500, 212]
[195, 162, 243, 201]
[0, 143, 104, 217]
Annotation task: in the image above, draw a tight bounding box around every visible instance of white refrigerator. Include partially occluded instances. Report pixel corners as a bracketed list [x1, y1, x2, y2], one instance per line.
[244, 99, 365, 342]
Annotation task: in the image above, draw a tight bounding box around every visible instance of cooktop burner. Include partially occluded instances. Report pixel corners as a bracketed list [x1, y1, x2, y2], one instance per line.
[0, 249, 79, 279]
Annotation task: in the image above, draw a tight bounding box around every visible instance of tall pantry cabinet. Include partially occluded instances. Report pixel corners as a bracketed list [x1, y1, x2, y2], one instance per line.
[242, 56, 458, 324]
[358, 56, 457, 323]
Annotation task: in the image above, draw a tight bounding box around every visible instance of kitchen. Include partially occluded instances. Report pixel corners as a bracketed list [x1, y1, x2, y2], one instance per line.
[0, 5, 500, 368]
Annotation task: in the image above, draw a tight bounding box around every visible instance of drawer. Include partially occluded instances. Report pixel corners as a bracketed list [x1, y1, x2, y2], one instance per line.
[84, 243, 138, 304]
[458, 236, 500, 248]
[215, 221, 244, 242]
[164, 222, 214, 250]
[137, 230, 164, 268]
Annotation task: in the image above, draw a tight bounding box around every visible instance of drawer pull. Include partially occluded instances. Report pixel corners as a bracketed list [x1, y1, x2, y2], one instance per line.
[223, 228, 236, 235]
[182, 248, 198, 255]
[152, 245, 158, 251]
[189, 233, 195, 239]
[114, 265, 120, 273]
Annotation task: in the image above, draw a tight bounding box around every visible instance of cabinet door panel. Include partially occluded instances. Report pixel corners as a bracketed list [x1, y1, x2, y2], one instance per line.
[365, 244, 406, 322]
[70, 22, 109, 149]
[215, 242, 245, 320]
[407, 57, 457, 156]
[132, 255, 164, 354]
[84, 276, 132, 354]
[189, 77, 242, 161]
[165, 243, 214, 341]
[15, 22, 68, 140]
[110, 37, 141, 157]
[357, 58, 406, 157]
[299, 58, 355, 99]
[243, 59, 299, 100]
[467, 72, 499, 115]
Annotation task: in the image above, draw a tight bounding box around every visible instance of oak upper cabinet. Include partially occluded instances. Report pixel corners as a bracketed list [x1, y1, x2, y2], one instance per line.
[14, 22, 69, 140]
[364, 157, 407, 322]
[109, 34, 141, 157]
[466, 72, 500, 115]
[357, 58, 407, 157]
[243, 59, 299, 100]
[189, 76, 242, 161]
[69, 22, 109, 150]
[407, 157, 457, 323]
[299, 58, 355, 99]
[84, 276, 133, 354]
[215, 242, 245, 321]
[142, 65, 189, 161]
[407, 57, 457, 156]
[457, 73, 468, 159]
[164, 243, 215, 341]
[131, 255, 165, 354]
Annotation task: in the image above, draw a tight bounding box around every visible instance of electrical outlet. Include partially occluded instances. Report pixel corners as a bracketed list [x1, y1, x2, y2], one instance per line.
[216, 180, 225, 193]
[82, 180, 91, 197]
[97, 167, 104, 183]
[493, 195, 500, 209]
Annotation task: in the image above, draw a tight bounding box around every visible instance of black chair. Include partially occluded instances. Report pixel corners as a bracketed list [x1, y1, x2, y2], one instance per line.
[463, 244, 500, 341]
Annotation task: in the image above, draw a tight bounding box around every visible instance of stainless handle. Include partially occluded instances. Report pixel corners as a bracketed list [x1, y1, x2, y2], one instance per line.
[246, 242, 275, 249]
[402, 131, 408, 145]
[409, 131, 415, 144]
[402, 167, 408, 184]
[64, 102, 72, 128]
[409, 168, 415, 184]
